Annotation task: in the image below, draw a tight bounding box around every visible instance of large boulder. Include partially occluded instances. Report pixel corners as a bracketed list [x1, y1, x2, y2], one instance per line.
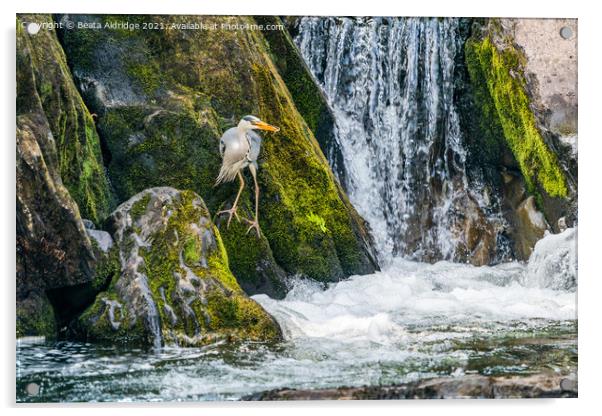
[71, 187, 282, 347]
[58, 14, 378, 294]
[16, 17, 114, 337]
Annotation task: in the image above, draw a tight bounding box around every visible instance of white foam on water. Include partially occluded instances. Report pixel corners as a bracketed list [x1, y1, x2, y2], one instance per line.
[254, 229, 577, 346]
[522, 227, 577, 291]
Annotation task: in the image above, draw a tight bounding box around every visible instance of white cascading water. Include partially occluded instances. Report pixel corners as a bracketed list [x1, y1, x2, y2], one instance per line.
[295, 17, 492, 262]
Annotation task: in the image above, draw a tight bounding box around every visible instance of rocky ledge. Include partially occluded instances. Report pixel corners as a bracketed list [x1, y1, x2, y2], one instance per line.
[244, 373, 577, 400]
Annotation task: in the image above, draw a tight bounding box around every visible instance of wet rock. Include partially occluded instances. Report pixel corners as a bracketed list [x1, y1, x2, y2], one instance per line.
[452, 194, 497, 266]
[466, 19, 577, 236]
[496, 170, 551, 260]
[16, 26, 97, 337]
[256, 16, 348, 186]
[71, 187, 282, 347]
[245, 373, 577, 400]
[16, 15, 123, 338]
[558, 216, 568, 232]
[86, 229, 114, 253]
[82, 219, 96, 230]
[515, 196, 549, 258]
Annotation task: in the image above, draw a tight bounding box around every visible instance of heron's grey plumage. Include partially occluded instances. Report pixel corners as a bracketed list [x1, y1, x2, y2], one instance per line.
[246, 130, 262, 170]
[215, 127, 264, 185]
[215, 127, 251, 185]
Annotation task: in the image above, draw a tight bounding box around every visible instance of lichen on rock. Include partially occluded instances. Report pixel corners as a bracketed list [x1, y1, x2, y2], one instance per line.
[72, 187, 282, 347]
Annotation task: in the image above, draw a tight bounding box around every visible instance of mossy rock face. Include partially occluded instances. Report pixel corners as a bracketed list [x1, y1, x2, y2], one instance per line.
[58, 14, 378, 290]
[464, 21, 575, 231]
[16, 16, 119, 337]
[17, 14, 114, 225]
[16, 291, 57, 339]
[72, 187, 282, 347]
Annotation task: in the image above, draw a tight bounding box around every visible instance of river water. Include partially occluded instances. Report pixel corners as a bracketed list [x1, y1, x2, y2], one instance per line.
[16, 230, 577, 402]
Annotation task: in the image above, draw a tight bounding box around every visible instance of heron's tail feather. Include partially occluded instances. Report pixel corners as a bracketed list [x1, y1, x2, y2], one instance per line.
[214, 162, 241, 186]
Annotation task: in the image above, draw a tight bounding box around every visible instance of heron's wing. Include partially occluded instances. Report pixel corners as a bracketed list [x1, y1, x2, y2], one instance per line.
[215, 129, 249, 185]
[246, 130, 262, 163]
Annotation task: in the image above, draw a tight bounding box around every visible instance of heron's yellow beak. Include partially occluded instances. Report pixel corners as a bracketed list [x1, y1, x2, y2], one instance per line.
[254, 121, 280, 132]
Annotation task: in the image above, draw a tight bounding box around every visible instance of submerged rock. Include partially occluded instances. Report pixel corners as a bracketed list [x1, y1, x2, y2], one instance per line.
[72, 187, 282, 347]
[245, 373, 577, 400]
[57, 14, 378, 292]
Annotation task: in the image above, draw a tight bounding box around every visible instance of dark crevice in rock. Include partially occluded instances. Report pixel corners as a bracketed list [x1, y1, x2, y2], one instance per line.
[46, 282, 106, 332]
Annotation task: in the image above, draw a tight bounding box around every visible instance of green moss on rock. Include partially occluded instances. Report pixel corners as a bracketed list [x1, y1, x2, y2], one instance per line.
[73, 187, 281, 347]
[17, 17, 109, 339]
[465, 35, 568, 199]
[18, 14, 114, 224]
[255, 16, 347, 183]
[16, 291, 57, 339]
[216, 200, 288, 298]
[255, 16, 328, 135]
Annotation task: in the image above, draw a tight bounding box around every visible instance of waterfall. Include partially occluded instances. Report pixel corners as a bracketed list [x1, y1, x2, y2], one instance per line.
[295, 17, 500, 263]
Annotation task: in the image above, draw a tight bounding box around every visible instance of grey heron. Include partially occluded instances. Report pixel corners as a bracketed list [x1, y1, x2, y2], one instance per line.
[215, 115, 280, 237]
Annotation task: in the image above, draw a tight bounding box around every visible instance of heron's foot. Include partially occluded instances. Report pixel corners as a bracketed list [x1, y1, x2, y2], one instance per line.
[243, 218, 261, 238]
[216, 206, 240, 228]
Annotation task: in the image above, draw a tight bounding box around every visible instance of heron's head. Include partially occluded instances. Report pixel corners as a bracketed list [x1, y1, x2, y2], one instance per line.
[238, 115, 280, 132]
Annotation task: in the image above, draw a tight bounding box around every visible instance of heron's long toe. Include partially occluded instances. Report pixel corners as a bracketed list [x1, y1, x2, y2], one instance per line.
[217, 206, 240, 228]
[243, 218, 261, 238]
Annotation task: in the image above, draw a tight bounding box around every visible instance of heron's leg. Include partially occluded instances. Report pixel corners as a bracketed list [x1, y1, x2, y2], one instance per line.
[217, 172, 244, 227]
[243, 164, 261, 238]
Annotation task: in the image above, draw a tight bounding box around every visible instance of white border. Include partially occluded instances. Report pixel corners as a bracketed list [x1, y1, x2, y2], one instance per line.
[3, 1, 601, 415]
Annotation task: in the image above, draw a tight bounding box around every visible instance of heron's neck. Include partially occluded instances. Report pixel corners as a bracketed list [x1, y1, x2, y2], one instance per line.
[237, 121, 251, 131]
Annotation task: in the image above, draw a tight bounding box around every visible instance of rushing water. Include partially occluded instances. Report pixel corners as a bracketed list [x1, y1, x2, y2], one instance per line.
[16, 230, 577, 402]
[295, 17, 504, 262]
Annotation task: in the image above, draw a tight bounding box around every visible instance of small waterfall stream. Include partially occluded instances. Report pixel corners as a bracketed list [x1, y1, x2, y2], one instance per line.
[295, 17, 498, 263]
